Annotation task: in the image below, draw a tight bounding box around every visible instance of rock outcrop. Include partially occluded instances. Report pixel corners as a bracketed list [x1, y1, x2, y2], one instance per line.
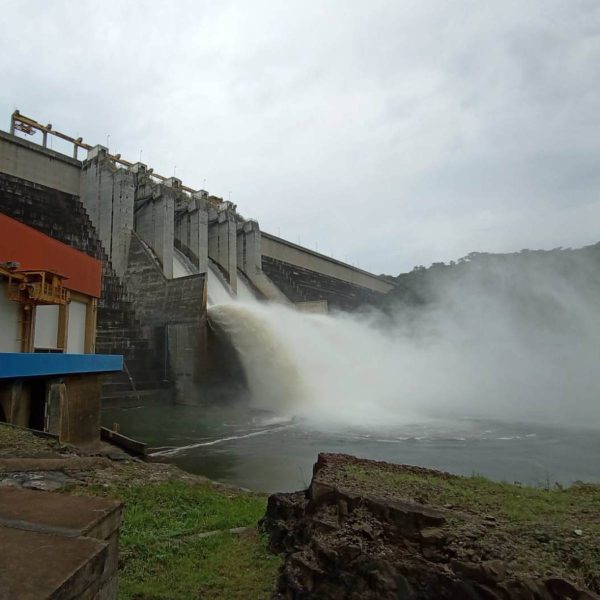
[261, 453, 599, 599]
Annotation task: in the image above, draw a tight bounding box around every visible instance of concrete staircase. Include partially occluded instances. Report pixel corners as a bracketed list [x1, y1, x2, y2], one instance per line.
[0, 173, 167, 399]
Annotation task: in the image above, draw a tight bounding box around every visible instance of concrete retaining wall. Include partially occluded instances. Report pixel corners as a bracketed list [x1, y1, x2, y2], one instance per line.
[125, 232, 207, 402]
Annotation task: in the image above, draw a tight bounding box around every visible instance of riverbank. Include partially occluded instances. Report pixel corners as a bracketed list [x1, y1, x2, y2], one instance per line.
[101, 400, 600, 491]
[0, 424, 281, 599]
[1, 424, 599, 599]
[263, 453, 600, 598]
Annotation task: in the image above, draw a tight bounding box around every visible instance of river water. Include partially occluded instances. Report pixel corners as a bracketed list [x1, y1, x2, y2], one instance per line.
[101, 397, 600, 493]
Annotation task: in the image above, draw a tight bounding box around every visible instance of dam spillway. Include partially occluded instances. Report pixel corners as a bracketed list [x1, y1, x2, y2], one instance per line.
[0, 111, 394, 403]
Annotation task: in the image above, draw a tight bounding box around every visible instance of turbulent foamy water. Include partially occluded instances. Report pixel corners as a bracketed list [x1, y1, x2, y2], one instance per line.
[208, 293, 600, 428]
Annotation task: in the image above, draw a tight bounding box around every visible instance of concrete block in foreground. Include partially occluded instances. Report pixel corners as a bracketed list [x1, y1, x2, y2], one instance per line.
[0, 487, 122, 599]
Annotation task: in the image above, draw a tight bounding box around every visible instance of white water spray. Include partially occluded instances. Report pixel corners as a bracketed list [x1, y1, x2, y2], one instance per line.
[208, 253, 600, 430]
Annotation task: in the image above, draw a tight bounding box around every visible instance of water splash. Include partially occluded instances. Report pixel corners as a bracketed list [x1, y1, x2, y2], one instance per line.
[208, 254, 600, 430]
[209, 302, 428, 426]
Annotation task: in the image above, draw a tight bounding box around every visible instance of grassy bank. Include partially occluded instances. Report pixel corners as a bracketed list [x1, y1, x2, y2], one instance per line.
[0, 425, 280, 599]
[3, 425, 600, 595]
[76, 481, 281, 599]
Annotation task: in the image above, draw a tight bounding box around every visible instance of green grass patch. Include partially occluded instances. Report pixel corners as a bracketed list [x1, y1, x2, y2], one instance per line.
[81, 481, 280, 599]
[342, 465, 600, 528]
[119, 530, 280, 600]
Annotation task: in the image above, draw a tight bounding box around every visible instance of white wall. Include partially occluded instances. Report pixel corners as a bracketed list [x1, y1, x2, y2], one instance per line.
[34, 305, 59, 350]
[0, 281, 20, 352]
[67, 300, 87, 354]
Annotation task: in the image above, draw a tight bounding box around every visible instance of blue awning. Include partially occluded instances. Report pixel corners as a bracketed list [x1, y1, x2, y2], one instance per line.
[0, 353, 123, 379]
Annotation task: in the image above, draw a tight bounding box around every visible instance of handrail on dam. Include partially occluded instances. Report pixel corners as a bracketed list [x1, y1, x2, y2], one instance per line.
[9, 110, 214, 201]
[11, 110, 93, 158]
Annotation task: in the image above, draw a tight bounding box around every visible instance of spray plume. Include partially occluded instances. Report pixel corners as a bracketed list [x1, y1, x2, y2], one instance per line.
[208, 246, 600, 430]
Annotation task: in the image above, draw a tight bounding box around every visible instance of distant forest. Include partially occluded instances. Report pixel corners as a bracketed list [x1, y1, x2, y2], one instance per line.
[379, 242, 600, 312]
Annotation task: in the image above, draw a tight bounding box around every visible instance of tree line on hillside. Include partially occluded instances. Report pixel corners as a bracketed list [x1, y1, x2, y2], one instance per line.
[378, 242, 600, 313]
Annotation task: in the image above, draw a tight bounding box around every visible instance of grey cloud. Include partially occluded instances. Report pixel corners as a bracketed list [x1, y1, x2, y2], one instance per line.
[1, 0, 599, 273]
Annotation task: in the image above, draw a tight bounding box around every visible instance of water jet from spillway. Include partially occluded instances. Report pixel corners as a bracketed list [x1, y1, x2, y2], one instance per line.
[208, 253, 600, 430]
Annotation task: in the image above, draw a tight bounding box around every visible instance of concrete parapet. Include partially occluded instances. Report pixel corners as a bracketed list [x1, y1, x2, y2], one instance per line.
[0, 485, 122, 540]
[0, 525, 109, 599]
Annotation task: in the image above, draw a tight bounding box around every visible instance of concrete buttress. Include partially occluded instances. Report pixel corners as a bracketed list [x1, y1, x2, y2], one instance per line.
[174, 191, 209, 273]
[80, 147, 135, 279]
[134, 182, 176, 279]
[208, 201, 237, 292]
[236, 220, 292, 304]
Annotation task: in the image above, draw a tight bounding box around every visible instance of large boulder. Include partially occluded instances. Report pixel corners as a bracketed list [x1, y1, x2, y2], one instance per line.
[261, 453, 599, 600]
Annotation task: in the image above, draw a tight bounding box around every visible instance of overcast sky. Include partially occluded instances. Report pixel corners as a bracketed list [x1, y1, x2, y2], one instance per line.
[2, 0, 599, 274]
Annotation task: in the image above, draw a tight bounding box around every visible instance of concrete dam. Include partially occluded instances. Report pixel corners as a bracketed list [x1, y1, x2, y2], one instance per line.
[0, 111, 394, 404]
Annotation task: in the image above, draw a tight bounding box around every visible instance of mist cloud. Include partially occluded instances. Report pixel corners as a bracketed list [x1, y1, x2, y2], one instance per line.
[210, 246, 600, 429]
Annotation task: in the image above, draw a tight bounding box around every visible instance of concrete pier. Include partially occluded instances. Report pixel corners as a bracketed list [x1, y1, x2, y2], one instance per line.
[80, 146, 135, 279]
[174, 190, 209, 273]
[208, 200, 238, 292]
[236, 220, 293, 304]
[134, 182, 176, 279]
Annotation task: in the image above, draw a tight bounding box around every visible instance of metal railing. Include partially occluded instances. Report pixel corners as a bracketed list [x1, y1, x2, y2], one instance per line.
[9, 110, 216, 200]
